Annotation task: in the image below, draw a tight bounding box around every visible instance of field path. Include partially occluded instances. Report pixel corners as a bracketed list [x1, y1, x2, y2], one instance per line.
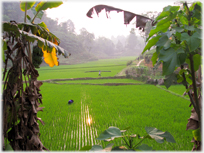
[116, 59, 144, 76]
[136, 59, 144, 66]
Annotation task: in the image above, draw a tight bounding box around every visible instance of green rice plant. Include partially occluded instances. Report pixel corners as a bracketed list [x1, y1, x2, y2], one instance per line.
[38, 83, 192, 151]
[55, 79, 144, 84]
[37, 57, 135, 80]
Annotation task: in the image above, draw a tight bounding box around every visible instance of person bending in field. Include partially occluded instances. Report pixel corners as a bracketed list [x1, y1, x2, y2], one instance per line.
[98, 70, 101, 76]
[68, 99, 74, 104]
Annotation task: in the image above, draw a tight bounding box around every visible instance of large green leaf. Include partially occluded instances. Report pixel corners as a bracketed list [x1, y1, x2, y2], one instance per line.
[31, 2, 44, 20]
[160, 131, 176, 143]
[158, 48, 178, 75]
[156, 35, 171, 50]
[97, 126, 122, 140]
[145, 127, 175, 143]
[135, 144, 152, 151]
[20, 1, 36, 11]
[35, 1, 63, 12]
[156, 12, 177, 27]
[142, 35, 161, 53]
[164, 73, 177, 89]
[149, 21, 171, 38]
[181, 32, 201, 52]
[154, 11, 169, 22]
[178, 14, 188, 25]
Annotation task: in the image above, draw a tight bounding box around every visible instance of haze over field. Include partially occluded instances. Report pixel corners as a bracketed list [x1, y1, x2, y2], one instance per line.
[45, 0, 177, 38]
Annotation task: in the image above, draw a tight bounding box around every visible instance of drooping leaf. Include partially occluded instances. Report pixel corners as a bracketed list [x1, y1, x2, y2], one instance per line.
[86, 5, 152, 31]
[145, 127, 175, 143]
[42, 44, 59, 67]
[18, 30, 68, 57]
[164, 73, 177, 89]
[142, 35, 161, 53]
[20, 1, 36, 11]
[97, 126, 122, 140]
[135, 144, 152, 151]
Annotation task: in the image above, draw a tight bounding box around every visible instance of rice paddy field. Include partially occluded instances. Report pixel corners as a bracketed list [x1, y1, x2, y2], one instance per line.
[37, 56, 193, 151]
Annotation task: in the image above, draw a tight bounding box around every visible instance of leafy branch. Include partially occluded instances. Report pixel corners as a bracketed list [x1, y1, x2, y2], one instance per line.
[142, 1, 202, 150]
[80, 126, 175, 151]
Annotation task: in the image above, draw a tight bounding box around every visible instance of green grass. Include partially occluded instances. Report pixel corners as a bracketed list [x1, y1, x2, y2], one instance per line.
[159, 85, 188, 97]
[38, 83, 192, 151]
[55, 79, 144, 84]
[36, 56, 193, 151]
[37, 57, 136, 80]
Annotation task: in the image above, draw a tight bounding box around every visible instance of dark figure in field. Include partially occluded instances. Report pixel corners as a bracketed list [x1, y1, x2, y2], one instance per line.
[68, 99, 74, 104]
[98, 70, 101, 76]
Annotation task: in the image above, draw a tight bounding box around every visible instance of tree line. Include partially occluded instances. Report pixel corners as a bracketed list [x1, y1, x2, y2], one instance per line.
[3, 2, 147, 66]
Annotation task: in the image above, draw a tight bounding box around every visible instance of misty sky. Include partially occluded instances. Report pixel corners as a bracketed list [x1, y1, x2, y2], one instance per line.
[45, 0, 179, 38]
